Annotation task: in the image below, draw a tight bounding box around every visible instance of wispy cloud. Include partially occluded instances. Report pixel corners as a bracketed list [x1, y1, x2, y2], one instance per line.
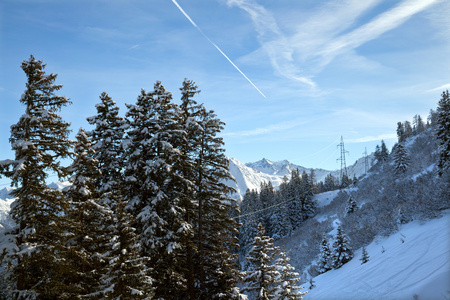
[346, 133, 397, 143]
[223, 119, 306, 137]
[227, 0, 316, 87]
[318, 0, 442, 64]
[427, 83, 450, 92]
[171, 0, 266, 98]
[128, 44, 140, 50]
[227, 0, 443, 88]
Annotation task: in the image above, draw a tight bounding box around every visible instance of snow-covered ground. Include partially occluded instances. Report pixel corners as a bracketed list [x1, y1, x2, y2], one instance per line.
[314, 189, 341, 207]
[306, 212, 450, 300]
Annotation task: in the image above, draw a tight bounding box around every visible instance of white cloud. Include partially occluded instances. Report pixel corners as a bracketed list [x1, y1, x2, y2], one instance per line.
[427, 83, 450, 92]
[128, 44, 140, 50]
[346, 133, 397, 143]
[227, 0, 316, 87]
[227, 0, 443, 87]
[223, 119, 306, 137]
[319, 0, 442, 63]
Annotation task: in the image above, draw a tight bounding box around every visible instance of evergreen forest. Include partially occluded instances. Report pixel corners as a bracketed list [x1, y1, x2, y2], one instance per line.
[0, 56, 449, 300]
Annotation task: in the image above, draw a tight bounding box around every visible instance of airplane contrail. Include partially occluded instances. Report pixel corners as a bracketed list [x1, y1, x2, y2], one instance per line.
[171, 0, 266, 98]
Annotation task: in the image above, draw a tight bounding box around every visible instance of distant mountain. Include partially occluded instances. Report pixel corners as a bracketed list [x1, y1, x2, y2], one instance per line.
[246, 158, 332, 182]
[228, 154, 373, 200]
[0, 186, 14, 202]
[0, 187, 15, 231]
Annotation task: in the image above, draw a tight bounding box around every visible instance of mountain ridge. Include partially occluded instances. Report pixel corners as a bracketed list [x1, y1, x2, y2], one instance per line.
[228, 153, 373, 200]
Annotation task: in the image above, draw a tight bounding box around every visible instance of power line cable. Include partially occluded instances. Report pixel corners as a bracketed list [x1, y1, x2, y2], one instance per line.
[235, 196, 299, 221]
[290, 136, 341, 162]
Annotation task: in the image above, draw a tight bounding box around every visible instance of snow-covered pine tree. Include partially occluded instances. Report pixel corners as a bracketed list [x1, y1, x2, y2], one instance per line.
[413, 114, 425, 135]
[345, 196, 357, 214]
[380, 140, 389, 162]
[436, 90, 450, 176]
[396, 122, 406, 143]
[404, 120, 413, 138]
[260, 181, 276, 235]
[63, 128, 114, 297]
[287, 169, 303, 230]
[393, 143, 410, 175]
[98, 189, 154, 300]
[86, 91, 126, 199]
[428, 109, 438, 128]
[331, 226, 353, 269]
[243, 223, 280, 300]
[123, 82, 189, 298]
[374, 144, 381, 162]
[273, 250, 306, 300]
[0, 55, 73, 299]
[300, 171, 316, 220]
[268, 193, 292, 240]
[310, 169, 318, 194]
[316, 235, 332, 274]
[374, 141, 389, 164]
[179, 79, 241, 298]
[323, 173, 337, 192]
[360, 246, 369, 264]
[240, 189, 260, 256]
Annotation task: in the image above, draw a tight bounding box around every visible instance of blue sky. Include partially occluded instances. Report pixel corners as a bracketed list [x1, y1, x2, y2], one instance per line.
[0, 0, 449, 186]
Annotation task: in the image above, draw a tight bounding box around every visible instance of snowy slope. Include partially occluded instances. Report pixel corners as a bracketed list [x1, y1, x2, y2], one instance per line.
[306, 212, 450, 300]
[0, 187, 15, 231]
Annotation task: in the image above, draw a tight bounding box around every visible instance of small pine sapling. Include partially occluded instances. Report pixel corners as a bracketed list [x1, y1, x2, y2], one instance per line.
[345, 197, 357, 214]
[360, 246, 369, 264]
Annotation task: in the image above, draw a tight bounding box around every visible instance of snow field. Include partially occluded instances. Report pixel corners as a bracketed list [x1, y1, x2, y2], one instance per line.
[306, 212, 450, 300]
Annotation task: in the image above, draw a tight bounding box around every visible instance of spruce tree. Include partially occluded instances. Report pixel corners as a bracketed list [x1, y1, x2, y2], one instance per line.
[268, 194, 292, 240]
[393, 143, 410, 175]
[404, 121, 413, 138]
[331, 226, 353, 269]
[413, 114, 425, 134]
[360, 246, 369, 265]
[287, 169, 303, 230]
[240, 190, 260, 256]
[64, 128, 113, 297]
[380, 140, 389, 162]
[0, 55, 73, 299]
[86, 91, 126, 199]
[374, 144, 381, 162]
[243, 223, 280, 300]
[428, 109, 438, 128]
[99, 190, 154, 300]
[179, 79, 241, 298]
[273, 250, 306, 300]
[123, 82, 190, 298]
[396, 122, 405, 143]
[323, 174, 337, 191]
[260, 181, 276, 234]
[436, 90, 450, 176]
[345, 196, 357, 214]
[300, 171, 316, 220]
[316, 235, 332, 274]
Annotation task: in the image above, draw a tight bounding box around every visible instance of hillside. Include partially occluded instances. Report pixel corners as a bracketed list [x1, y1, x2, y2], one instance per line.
[0, 128, 448, 299]
[272, 127, 450, 299]
[307, 213, 450, 300]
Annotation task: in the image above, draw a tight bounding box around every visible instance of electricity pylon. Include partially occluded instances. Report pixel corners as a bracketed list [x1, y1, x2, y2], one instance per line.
[337, 136, 349, 187]
[363, 147, 369, 175]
